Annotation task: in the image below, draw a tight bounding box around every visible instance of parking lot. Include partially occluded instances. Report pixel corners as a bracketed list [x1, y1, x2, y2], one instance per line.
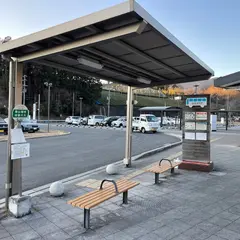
[0, 126, 179, 198]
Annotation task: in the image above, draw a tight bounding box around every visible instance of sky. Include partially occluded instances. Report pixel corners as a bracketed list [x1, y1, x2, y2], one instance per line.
[1, 0, 240, 77]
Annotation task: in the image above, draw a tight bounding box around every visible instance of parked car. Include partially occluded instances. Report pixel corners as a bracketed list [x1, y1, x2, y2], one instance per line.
[21, 119, 40, 132]
[88, 115, 105, 126]
[100, 116, 119, 127]
[65, 116, 81, 124]
[132, 114, 159, 133]
[71, 116, 82, 125]
[0, 117, 8, 135]
[111, 117, 127, 128]
[5, 118, 40, 133]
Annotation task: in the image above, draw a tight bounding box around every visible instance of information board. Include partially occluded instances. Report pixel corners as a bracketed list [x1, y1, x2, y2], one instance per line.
[11, 143, 30, 160]
[182, 94, 211, 164]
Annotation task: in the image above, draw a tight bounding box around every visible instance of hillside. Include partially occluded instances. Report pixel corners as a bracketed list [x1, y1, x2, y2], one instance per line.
[99, 89, 180, 107]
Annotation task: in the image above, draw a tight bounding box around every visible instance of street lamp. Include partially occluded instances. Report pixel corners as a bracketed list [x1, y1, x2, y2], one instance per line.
[44, 82, 52, 132]
[79, 97, 83, 117]
[194, 84, 199, 95]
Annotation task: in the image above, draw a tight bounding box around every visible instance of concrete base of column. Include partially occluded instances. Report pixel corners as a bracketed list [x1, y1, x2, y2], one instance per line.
[9, 195, 32, 218]
[179, 160, 214, 172]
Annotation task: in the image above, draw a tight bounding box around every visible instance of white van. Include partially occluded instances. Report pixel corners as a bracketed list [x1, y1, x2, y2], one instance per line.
[132, 114, 160, 133]
[87, 115, 105, 126]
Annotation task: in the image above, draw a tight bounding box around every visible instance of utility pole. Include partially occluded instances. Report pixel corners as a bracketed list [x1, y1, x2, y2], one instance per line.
[44, 82, 52, 132]
[79, 97, 83, 117]
[38, 94, 41, 121]
[22, 75, 27, 105]
[72, 92, 75, 116]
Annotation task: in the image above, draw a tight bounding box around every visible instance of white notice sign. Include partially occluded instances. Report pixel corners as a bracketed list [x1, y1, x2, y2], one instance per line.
[11, 143, 30, 160]
[196, 132, 207, 141]
[185, 132, 195, 140]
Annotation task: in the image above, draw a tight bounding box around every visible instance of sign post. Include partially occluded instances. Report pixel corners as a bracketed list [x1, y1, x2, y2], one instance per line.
[179, 94, 213, 172]
[8, 104, 31, 217]
[11, 105, 30, 196]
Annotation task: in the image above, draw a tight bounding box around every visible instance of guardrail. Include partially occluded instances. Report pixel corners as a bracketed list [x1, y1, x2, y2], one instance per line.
[37, 120, 65, 124]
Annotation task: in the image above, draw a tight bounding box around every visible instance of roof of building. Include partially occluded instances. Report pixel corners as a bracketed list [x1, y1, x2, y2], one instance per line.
[214, 71, 240, 89]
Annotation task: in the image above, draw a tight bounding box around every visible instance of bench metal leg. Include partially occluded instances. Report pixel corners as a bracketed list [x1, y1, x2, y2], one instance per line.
[123, 191, 128, 204]
[84, 208, 90, 229]
[171, 168, 175, 174]
[155, 173, 159, 184]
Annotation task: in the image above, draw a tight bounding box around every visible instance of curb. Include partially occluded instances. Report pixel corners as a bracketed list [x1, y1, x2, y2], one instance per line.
[0, 131, 71, 142]
[0, 135, 182, 207]
[132, 140, 182, 161]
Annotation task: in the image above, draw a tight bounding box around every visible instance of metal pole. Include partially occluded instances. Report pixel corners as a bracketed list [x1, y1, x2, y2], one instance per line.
[124, 86, 133, 167]
[107, 83, 111, 117]
[47, 85, 50, 132]
[80, 97, 83, 117]
[38, 94, 40, 121]
[22, 75, 27, 105]
[6, 60, 14, 210]
[72, 92, 75, 116]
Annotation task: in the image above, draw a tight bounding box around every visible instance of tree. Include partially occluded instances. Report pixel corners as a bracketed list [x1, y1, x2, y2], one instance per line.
[0, 61, 102, 117]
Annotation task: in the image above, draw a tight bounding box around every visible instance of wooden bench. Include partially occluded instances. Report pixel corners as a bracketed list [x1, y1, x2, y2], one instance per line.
[68, 179, 139, 229]
[145, 158, 182, 184]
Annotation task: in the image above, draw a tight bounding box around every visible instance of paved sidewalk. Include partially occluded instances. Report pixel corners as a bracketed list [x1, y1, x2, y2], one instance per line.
[1, 133, 240, 239]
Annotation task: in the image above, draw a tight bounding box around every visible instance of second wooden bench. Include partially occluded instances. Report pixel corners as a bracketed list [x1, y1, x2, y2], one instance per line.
[145, 158, 182, 184]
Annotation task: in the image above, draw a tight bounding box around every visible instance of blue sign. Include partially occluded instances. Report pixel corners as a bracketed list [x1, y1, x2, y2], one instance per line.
[186, 97, 207, 108]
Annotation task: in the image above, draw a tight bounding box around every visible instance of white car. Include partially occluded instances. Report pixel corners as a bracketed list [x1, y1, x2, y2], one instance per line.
[72, 117, 82, 125]
[65, 116, 74, 124]
[132, 114, 159, 133]
[111, 117, 126, 128]
[87, 115, 105, 126]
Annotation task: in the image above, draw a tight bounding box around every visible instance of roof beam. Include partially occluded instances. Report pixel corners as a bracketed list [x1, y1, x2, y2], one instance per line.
[149, 74, 212, 87]
[58, 54, 138, 81]
[115, 40, 186, 77]
[36, 59, 137, 85]
[84, 47, 167, 81]
[54, 35, 72, 42]
[17, 21, 144, 62]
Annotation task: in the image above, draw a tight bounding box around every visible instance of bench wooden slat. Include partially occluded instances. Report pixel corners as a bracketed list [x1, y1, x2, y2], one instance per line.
[68, 179, 139, 209]
[83, 182, 138, 209]
[146, 162, 181, 174]
[76, 182, 137, 208]
[71, 180, 131, 207]
[68, 179, 127, 205]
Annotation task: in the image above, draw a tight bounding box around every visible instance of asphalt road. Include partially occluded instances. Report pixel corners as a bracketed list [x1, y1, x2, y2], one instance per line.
[0, 127, 179, 198]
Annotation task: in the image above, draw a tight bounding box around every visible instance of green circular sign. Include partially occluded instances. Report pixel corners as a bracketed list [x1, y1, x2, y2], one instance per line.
[12, 105, 29, 121]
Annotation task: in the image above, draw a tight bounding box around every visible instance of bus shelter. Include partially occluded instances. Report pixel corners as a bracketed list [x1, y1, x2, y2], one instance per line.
[0, 0, 214, 205]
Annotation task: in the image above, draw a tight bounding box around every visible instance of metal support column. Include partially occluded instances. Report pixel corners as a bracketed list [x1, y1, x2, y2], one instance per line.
[124, 86, 133, 167]
[160, 111, 163, 127]
[72, 92, 75, 116]
[84, 208, 90, 229]
[123, 191, 128, 204]
[226, 112, 228, 131]
[38, 94, 41, 121]
[80, 97, 83, 117]
[155, 173, 159, 184]
[5, 60, 15, 210]
[11, 61, 23, 195]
